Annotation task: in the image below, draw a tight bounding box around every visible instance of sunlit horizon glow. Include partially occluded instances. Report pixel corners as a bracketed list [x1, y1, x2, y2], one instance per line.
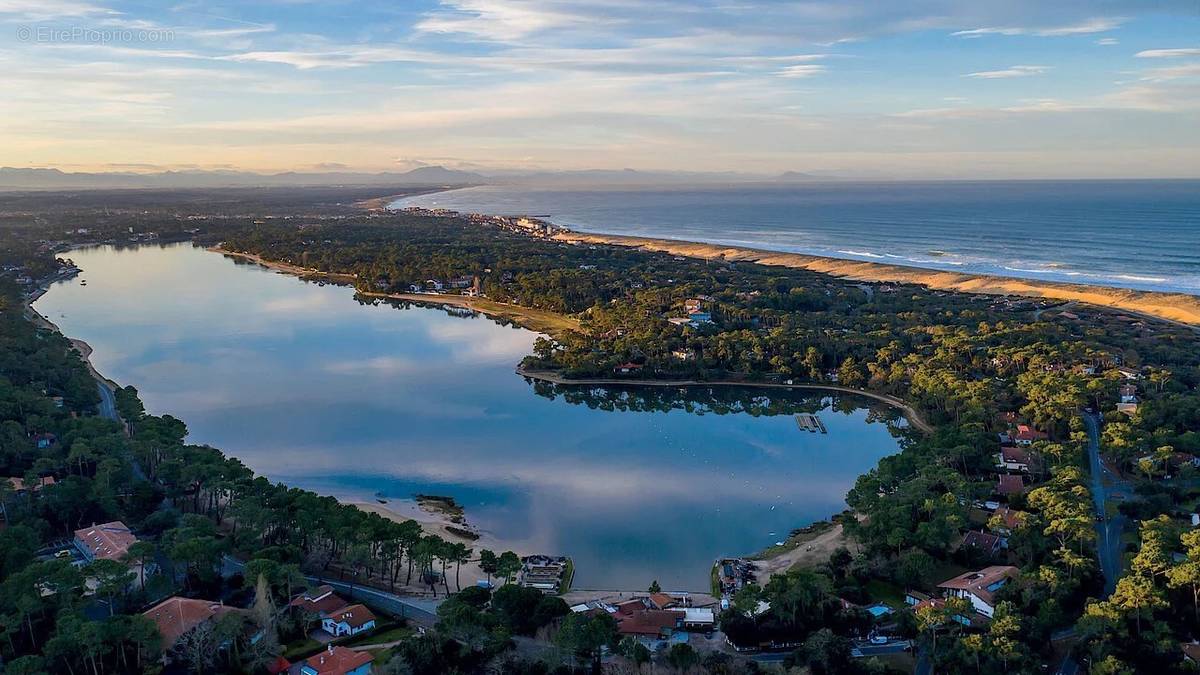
[1, 1, 1199, 179]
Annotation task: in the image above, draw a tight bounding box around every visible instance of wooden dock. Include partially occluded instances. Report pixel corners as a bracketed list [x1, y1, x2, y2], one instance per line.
[795, 413, 827, 433]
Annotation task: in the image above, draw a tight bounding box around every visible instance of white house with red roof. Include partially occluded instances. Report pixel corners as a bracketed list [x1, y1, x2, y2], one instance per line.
[293, 645, 373, 675]
[74, 521, 138, 562]
[320, 603, 376, 638]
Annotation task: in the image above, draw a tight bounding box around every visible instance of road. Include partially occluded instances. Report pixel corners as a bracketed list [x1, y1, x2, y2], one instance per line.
[1084, 413, 1129, 596]
[222, 555, 441, 627]
[96, 380, 118, 420]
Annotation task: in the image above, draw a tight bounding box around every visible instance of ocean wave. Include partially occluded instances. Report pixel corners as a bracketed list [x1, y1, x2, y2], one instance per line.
[1117, 274, 1168, 283]
[837, 249, 886, 259]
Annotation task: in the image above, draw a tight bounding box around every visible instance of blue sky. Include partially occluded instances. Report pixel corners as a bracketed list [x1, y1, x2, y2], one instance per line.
[2, 0, 1198, 178]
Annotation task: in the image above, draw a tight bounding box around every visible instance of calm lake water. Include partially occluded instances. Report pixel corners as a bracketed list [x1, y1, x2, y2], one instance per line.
[36, 243, 905, 589]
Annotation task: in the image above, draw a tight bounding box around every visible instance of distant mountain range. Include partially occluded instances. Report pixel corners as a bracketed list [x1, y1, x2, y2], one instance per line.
[0, 165, 846, 190]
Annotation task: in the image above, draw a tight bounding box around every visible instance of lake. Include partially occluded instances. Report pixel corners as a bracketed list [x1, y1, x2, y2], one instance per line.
[35, 243, 906, 590]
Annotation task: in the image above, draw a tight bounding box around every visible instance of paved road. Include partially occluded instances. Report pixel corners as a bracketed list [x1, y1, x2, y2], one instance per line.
[222, 555, 441, 627]
[1084, 413, 1128, 596]
[96, 380, 118, 420]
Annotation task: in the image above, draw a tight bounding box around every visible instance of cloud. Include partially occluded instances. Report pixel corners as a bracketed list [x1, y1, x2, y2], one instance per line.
[964, 65, 1050, 79]
[952, 17, 1123, 38]
[1139, 63, 1200, 82]
[1096, 38, 1119, 46]
[0, 0, 114, 20]
[1136, 48, 1200, 58]
[774, 64, 826, 78]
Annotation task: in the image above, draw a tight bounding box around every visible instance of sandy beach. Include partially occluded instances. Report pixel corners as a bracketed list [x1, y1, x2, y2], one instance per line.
[552, 231, 1200, 328]
[345, 499, 526, 593]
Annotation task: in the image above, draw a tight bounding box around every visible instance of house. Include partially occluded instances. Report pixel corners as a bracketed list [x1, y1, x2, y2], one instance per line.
[320, 604, 376, 638]
[611, 600, 684, 638]
[1115, 367, 1142, 380]
[996, 474, 1026, 497]
[1012, 425, 1047, 446]
[142, 596, 242, 651]
[671, 349, 696, 361]
[5, 476, 56, 494]
[33, 433, 56, 449]
[293, 645, 373, 675]
[667, 317, 692, 326]
[937, 566, 1019, 618]
[958, 530, 1006, 556]
[424, 279, 444, 291]
[74, 521, 138, 562]
[1183, 642, 1200, 664]
[996, 447, 1033, 473]
[289, 585, 349, 617]
[648, 592, 678, 610]
[989, 506, 1025, 536]
[681, 607, 716, 630]
[1119, 384, 1138, 402]
[614, 362, 643, 375]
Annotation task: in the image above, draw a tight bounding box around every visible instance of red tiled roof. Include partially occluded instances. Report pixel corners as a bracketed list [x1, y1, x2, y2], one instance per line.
[991, 506, 1024, 531]
[1183, 642, 1200, 662]
[300, 646, 374, 675]
[5, 476, 55, 492]
[997, 474, 1026, 495]
[74, 521, 137, 560]
[141, 596, 240, 649]
[1013, 425, 1047, 442]
[327, 604, 375, 629]
[290, 586, 349, 616]
[647, 593, 677, 610]
[613, 602, 684, 636]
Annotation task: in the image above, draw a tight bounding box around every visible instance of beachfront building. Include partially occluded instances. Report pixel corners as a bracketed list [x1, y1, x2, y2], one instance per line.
[320, 604, 376, 638]
[937, 566, 1019, 619]
[295, 645, 374, 675]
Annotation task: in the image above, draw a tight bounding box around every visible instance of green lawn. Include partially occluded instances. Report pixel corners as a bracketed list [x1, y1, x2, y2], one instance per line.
[282, 638, 322, 661]
[341, 622, 412, 647]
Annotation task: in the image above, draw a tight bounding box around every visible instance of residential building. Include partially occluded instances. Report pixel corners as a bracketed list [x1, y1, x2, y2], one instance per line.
[1012, 425, 1047, 446]
[74, 521, 137, 562]
[613, 362, 643, 375]
[996, 474, 1026, 497]
[290, 585, 349, 617]
[5, 475, 55, 494]
[142, 596, 242, 651]
[611, 600, 684, 638]
[937, 566, 1019, 618]
[958, 530, 1006, 556]
[996, 446, 1033, 473]
[320, 604, 376, 638]
[294, 645, 374, 675]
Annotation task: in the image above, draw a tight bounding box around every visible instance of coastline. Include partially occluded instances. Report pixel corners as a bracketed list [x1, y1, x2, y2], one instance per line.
[549, 230, 1200, 328]
[517, 366, 934, 434]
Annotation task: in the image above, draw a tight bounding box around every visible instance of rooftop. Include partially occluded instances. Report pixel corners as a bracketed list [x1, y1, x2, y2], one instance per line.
[938, 566, 1019, 607]
[297, 645, 373, 675]
[73, 521, 137, 560]
[141, 596, 240, 649]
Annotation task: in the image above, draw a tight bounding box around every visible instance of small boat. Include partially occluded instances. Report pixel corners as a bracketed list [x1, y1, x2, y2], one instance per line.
[374, 492, 388, 504]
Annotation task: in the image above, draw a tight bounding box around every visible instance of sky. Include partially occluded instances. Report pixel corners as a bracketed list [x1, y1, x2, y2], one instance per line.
[1, 0, 1199, 179]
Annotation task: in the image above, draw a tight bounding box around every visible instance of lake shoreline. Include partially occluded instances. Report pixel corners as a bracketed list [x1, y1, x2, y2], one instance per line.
[517, 366, 934, 434]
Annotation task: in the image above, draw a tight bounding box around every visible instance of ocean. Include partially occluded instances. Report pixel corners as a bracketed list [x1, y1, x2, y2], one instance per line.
[395, 180, 1200, 296]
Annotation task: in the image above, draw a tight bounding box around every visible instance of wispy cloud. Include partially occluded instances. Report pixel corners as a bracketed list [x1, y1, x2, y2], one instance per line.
[963, 65, 1050, 79]
[1136, 48, 1200, 58]
[952, 17, 1123, 38]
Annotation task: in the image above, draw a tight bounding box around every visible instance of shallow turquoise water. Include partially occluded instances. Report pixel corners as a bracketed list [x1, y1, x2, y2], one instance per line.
[36, 243, 905, 589]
